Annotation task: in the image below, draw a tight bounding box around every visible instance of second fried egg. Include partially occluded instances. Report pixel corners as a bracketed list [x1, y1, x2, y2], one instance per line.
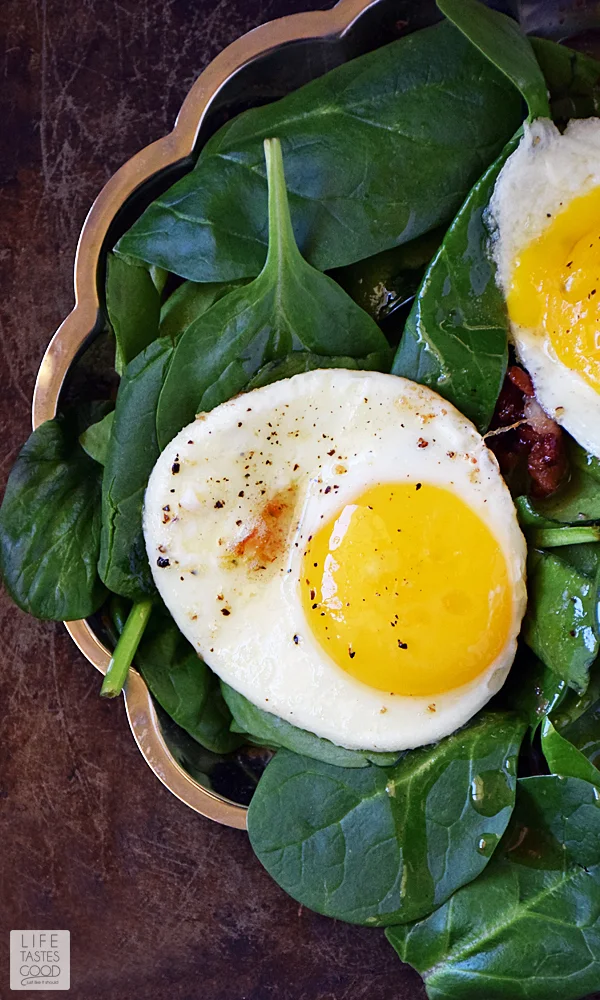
[489, 117, 600, 457]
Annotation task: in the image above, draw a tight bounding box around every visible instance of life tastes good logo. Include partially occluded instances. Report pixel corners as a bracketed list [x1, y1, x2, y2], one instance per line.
[10, 931, 70, 990]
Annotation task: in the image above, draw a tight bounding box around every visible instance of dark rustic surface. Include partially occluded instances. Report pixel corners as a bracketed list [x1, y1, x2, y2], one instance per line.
[0, 1, 424, 997]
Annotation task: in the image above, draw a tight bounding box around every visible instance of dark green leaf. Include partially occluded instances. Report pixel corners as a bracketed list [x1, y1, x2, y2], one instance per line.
[532, 439, 600, 524]
[79, 411, 114, 466]
[99, 337, 175, 600]
[552, 659, 600, 734]
[497, 649, 567, 730]
[0, 415, 106, 620]
[155, 138, 389, 448]
[247, 712, 525, 926]
[387, 774, 600, 1000]
[221, 682, 399, 769]
[392, 133, 519, 431]
[531, 37, 600, 122]
[136, 611, 242, 754]
[158, 279, 244, 341]
[523, 549, 599, 693]
[116, 21, 523, 282]
[330, 228, 444, 324]
[437, 0, 549, 120]
[106, 253, 161, 374]
[541, 718, 600, 786]
[245, 351, 391, 391]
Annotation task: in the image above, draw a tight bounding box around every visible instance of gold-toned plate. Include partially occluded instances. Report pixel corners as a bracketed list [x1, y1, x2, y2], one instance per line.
[31, 0, 393, 829]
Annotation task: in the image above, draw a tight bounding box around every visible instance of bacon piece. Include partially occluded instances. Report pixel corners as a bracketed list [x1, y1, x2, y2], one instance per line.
[488, 366, 567, 498]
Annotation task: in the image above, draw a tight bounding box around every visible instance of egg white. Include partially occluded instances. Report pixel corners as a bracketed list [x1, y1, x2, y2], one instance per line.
[488, 117, 600, 457]
[143, 369, 526, 752]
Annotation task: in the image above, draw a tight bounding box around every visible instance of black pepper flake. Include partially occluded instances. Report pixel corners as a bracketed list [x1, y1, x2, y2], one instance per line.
[162, 505, 170, 512]
[157, 557, 170, 568]
[324, 486, 332, 494]
[170, 489, 175, 493]
[215, 500, 224, 508]
[236, 519, 242, 526]
[417, 438, 428, 448]
[238, 422, 243, 427]
[310, 589, 316, 600]
[312, 603, 318, 610]
[172, 462, 180, 474]
[349, 650, 356, 659]
[327, 449, 335, 456]
[570, 629, 577, 637]
[398, 641, 408, 649]
[238, 491, 244, 498]
[221, 608, 231, 616]
[187, 440, 193, 445]
[416, 483, 422, 491]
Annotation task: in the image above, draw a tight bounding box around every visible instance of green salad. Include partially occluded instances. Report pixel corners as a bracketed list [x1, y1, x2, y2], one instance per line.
[2, 2, 600, 997]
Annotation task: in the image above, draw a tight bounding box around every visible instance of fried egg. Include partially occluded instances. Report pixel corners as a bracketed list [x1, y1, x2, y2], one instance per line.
[143, 369, 526, 751]
[489, 117, 600, 457]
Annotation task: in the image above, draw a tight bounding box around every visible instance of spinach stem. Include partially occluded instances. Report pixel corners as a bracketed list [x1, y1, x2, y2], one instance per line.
[100, 598, 153, 698]
[527, 526, 600, 549]
[263, 137, 300, 269]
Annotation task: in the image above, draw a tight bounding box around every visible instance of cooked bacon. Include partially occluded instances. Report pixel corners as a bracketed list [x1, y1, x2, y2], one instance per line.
[488, 366, 567, 498]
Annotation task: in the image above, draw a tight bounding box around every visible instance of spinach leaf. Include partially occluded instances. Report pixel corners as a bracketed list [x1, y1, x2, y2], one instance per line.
[116, 21, 523, 282]
[155, 138, 389, 449]
[541, 718, 600, 786]
[387, 775, 600, 1000]
[247, 712, 525, 926]
[497, 649, 567, 730]
[245, 351, 391, 391]
[106, 253, 161, 375]
[523, 549, 599, 694]
[79, 410, 114, 466]
[136, 611, 242, 754]
[392, 133, 519, 431]
[531, 37, 600, 122]
[221, 682, 399, 769]
[99, 337, 175, 600]
[552, 659, 600, 734]
[330, 228, 445, 325]
[531, 439, 600, 524]
[159, 279, 244, 342]
[437, 0, 550, 121]
[0, 415, 107, 620]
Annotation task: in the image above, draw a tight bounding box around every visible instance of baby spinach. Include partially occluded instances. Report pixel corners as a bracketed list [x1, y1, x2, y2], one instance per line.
[247, 712, 525, 926]
[0, 414, 107, 620]
[221, 682, 399, 769]
[553, 659, 600, 734]
[158, 279, 244, 342]
[99, 337, 175, 601]
[116, 21, 523, 283]
[79, 410, 114, 466]
[392, 133, 519, 431]
[155, 138, 389, 449]
[523, 549, 599, 694]
[106, 253, 161, 374]
[135, 611, 242, 754]
[437, 0, 550, 121]
[531, 37, 600, 122]
[540, 718, 600, 787]
[497, 649, 567, 730]
[387, 775, 600, 1000]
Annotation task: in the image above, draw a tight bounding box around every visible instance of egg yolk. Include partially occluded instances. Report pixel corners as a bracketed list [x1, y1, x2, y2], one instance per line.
[507, 186, 600, 393]
[300, 483, 512, 697]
